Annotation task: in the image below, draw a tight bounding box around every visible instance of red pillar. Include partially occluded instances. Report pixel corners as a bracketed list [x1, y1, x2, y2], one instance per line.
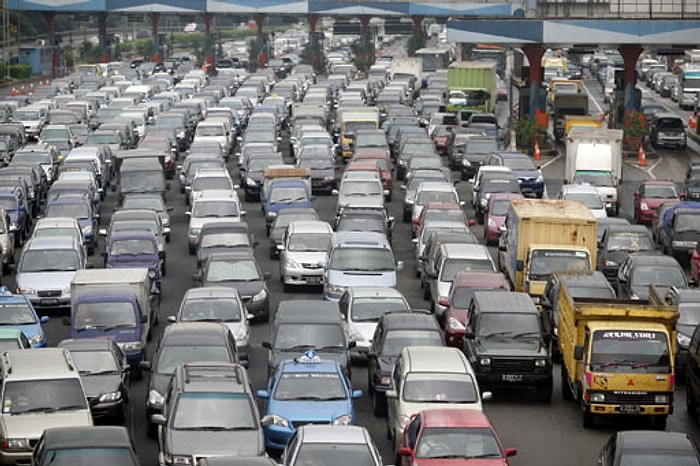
[308, 14, 318, 35]
[44, 12, 58, 77]
[255, 14, 267, 68]
[308, 14, 320, 72]
[618, 45, 642, 112]
[204, 13, 214, 67]
[522, 44, 546, 117]
[412, 16, 424, 35]
[98, 13, 109, 63]
[360, 16, 371, 41]
[151, 13, 162, 62]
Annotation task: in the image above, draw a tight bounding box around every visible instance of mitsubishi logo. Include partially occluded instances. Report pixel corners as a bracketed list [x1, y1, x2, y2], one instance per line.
[627, 378, 635, 386]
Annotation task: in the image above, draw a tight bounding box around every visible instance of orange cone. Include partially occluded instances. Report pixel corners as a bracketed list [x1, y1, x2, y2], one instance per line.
[691, 114, 698, 130]
[534, 141, 541, 161]
[19, 85, 25, 95]
[11, 88, 17, 96]
[28, 82, 34, 93]
[638, 145, 646, 167]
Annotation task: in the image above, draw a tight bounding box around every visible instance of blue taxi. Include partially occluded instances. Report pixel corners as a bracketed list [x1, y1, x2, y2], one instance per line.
[257, 351, 362, 451]
[0, 286, 48, 347]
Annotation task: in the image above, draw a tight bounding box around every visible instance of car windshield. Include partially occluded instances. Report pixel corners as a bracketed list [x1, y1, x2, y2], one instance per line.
[274, 323, 345, 350]
[2, 379, 87, 414]
[46, 203, 90, 219]
[273, 372, 346, 400]
[404, 141, 436, 154]
[288, 233, 331, 252]
[505, 158, 536, 170]
[410, 157, 443, 170]
[206, 259, 260, 282]
[192, 201, 239, 218]
[644, 185, 678, 198]
[74, 301, 137, 330]
[192, 176, 232, 191]
[440, 258, 494, 282]
[417, 190, 457, 205]
[172, 392, 257, 430]
[14, 152, 51, 164]
[330, 247, 395, 272]
[482, 179, 521, 193]
[340, 181, 382, 197]
[273, 213, 318, 231]
[270, 187, 308, 204]
[351, 297, 408, 322]
[300, 158, 334, 170]
[382, 330, 443, 357]
[490, 199, 512, 216]
[336, 216, 384, 234]
[122, 197, 164, 211]
[529, 249, 590, 280]
[200, 232, 249, 248]
[19, 249, 80, 272]
[156, 345, 231, 374]
[0, 302, 37, 325]
[573, 172, 615, 188]
[630, 265, 687, 288]
[403, 373, 477, 403]
[0, 197, 17, 210]
[180, 298, 242, 322]
[196, 126, 225, 137]
[86, 134, 119, 145]
[356, 134, 387, 147]
[606, 232, 654, 252]
[452, 286, 506, 309]
[295, 443, 375, 465]
[120, 171, 165, 191]
[657, 118, 684, 130]
[477, 312, 541, 338]
[70, 350, 119, 376]
[416, 427, 503, 459]
[112, 220, 158, 235]
[110, 238, 156, 256]
[33, 448, 134, 466]
[590, 330, 671, 374]
[466, 140, 498, 153]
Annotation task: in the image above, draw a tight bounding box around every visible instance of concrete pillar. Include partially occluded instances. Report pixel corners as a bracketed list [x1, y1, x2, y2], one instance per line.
[360, 16, 371, 42]
[308, 14, 320, 72]
[44, 12, 58, 77]
[151, 13, 162, 62]
[255, 14, 265, 38]
[618, 45, 642, 113]
[204, 13, 214, 66]
[255, 14, 267, 68]
[98, 13, 109, 63]
[308, 14, 318, 35]
[522, 44, 546, 117]
[412, 15, 424, 35]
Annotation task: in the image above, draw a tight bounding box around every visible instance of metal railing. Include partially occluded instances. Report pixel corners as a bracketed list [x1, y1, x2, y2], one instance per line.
[537, 0, 700, 19]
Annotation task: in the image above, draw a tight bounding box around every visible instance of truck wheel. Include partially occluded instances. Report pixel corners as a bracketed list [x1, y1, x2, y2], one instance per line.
[687, 382, 698, 417]
[614, 203, 620, 216]
[146, 421, 157, 439]
[582, 409, 594, 429]
[373, 391, 387, 417]
[536, 377, 553, 403]
[561, 366, 574, 401]
[652, 415, 667, 430]
[403, 210, 411, 223]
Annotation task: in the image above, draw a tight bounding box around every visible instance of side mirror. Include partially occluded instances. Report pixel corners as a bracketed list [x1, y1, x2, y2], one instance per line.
[352, 389, 362, 399]
[516, 260, 524, 272]
[140, 314, 147, 323]
[99, 228, 107, 236]
[465, 331, 475, 340]
[574, 345, 584, 361]
[240, 211, 247, 217]
[151, 414, 167, 426]
[263, 272, 271, 280]
[468, 219, 476, 227]
[260, 415, 274, 427]
[481, 391, 493, 401]
[399, 446, 412, 457]
[385, 389, 397, 399]
[191, 272, 202, 282]
[40, 316, 49, 323]
[167, 316, 176, 323]
[634, 191, 639, 197]
[348, 340, 357, 349]
[262, 341, 272, 350]
[505, 448, 517, 458]
[139, 360, 152, 371]
[396, 260, 404, 271]
[331, 189, 339, 196]
[256, 390, 269, 399]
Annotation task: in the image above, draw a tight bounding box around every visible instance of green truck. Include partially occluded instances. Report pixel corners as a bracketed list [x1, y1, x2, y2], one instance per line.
[552, 93, 589, 141]
[446, 61, 498, 114]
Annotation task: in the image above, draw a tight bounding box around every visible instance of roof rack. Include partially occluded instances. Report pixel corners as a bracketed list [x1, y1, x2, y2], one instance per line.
[183, 362, 243, 385]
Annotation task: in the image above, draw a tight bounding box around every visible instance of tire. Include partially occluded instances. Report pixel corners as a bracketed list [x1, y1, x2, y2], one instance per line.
[687, 380, 698, 416]
[146, 421, 157, 439]
[373, 391, 387, 417]
[582, 409, 594, 429]
[536, 377, 553, 403]
[114, 404, 127, 425]
[188, 245, 195, 255]
[403, 210, 411, 223]
[561, 365, 573, 401]
[283, 282, 291, 293]
[652, 415, 667, 430]
[423, 283, 430, 300]
[161, 259, 167, 277]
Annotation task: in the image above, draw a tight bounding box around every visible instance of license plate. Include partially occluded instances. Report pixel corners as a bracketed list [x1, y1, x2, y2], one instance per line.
[501, 374, 523, 382]
[619, 405, 641, 414]
[307, 277, 321, 285]
[40, 299, 58, 306]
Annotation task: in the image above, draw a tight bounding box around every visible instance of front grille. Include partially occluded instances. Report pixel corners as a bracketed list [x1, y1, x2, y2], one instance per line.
[604, 392, 664, 404]
[292, 420, 329, 429]
[491, 359, 535, 372]
[302, 263, 322, 270]
[37, 290, 61, 297]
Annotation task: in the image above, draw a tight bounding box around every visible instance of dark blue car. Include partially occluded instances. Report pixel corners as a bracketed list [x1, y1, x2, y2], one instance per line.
[485, 151, 545, 198]
[103, 230, 162, 292]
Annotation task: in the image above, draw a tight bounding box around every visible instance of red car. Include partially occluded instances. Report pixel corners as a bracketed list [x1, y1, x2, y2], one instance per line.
[691, 243, 700, 285]
[413, 202, 474, 238]
[431, 126, 455, 156]
[443, 271, 510, 349]
[634, 179, 681, 224]
[484, 193, 523, 246]
[352, 147, 394, 200]
[398, 409, 516, 466]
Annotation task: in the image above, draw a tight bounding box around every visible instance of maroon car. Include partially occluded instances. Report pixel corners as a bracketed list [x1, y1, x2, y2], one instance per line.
[484, 192, 524, 246]
[634, 179, 681, 224]
[443, 270, 510, 349]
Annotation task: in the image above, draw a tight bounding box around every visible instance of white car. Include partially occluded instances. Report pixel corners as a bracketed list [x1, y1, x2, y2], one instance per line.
[278, 220, 333, 290]
[557, 184, 608, 218]
[186, 189, 245, 253]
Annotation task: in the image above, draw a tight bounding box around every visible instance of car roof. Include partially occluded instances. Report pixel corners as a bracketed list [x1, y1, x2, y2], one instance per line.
[557, 271, 613, 289]
[642, 179, 675, 186]
[348, 286, 406, 300]
[382, 311, 439, 330]
[403, 346, 469, 371]
[441, 242, 490, 259]
[34, 217, 80, 228]
[162, 322, 230, 346]
[287, 220, 333, 234]
[452, 271, 509, 288]
[206, 250, 256, 261]
[182, 286, 241, 300]
[627, 252, 679, 266]
[297, 425, 371, 444]
[617, 431, 696, 453]
[332, 231, 391, 247]
[23, 236, 81, 250]
[42, 426, 132, 449]
[279, 358, 342, 374]
[276, 300, 341, 323]
[473, 291, 538, 313]
[420, 409, 494, 429]
[58, 338, 116, 352]
[560, 184, 601, 195]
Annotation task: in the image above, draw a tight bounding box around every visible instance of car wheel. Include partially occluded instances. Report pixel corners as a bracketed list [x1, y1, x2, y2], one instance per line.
[373, 391, 387, 417]
[146, 421, 157, 439]
[561, 365, 573, 401]
[687, 379, 698, 416]
[652, 415, 667, 430]
[536, 377, 553, 403]
[582, 409, 594, 429]
[402, 210, 411, 223]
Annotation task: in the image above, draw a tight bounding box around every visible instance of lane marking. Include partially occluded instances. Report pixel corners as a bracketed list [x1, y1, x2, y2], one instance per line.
[582, 80, 604, 115]
[539, 153, 561, 170]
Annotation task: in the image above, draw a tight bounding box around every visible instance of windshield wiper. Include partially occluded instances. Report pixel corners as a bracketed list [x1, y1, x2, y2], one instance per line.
[466, 453, 501, 459]
[18, 404, 85, 414]
[315, 345, 345, 352]
[185, 426, 230, 431]
[81, 370, 119, 376]
[512, 332, 540, 338]
[599, 359, 636, 367]
[480, 331, 513, 338]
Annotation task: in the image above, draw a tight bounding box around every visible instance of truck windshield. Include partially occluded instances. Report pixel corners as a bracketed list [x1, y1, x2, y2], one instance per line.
[590, 330, 671, 373]
[573, 171, 615, 187]
[74, 302, 137, 330]
[529, 250, 590, 281]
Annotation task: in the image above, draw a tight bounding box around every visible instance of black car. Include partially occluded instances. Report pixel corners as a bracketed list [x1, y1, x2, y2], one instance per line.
[597, 224, 654, 282]
[616, 252, 688, 300]
[463, 291, 553, 403]
[140, 322, 240, 438]
[654, 286, 700, 373]
[596, 431, 700, 465]
[367, 310, 443, 416]
[242, 154, 283, 201]
[195, 221, 257, 270]
[32, 426, 139, 466]
[334, 206, 394, 244]
[650, 113, 687, 149]
[58, 338, 130, 424]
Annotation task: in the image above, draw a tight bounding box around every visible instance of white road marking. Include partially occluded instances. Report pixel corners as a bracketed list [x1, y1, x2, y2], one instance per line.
[582, 80, 604, 115]
[539, 152, 561, 169]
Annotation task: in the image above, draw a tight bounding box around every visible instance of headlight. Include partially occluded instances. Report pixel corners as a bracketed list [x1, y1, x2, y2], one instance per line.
[488, 218, 497, 228]
[380, 376, 391, 386]
[655, 394, 670, 404]
[28, 334, 44, 345]
[119, 341, 142, 352]
[99, 391, 122, 402]
[536, 175, 543, 182]
[591, 393, 605, 403]
[678, 332, 691, 349]
[447, 317, 465, 331]
[165, 454, 193, 466]
[188, 228, 201, 237]
[284, 256, 302, 270]
[326, 284, 345, 294]
[16, 287, 35, 295]
[82, 225, 93, 235]
[245, 177, 257, 186]
[462, 159, 471, 166]
[405, 199, 414, 205]
[640, 202, 649, 210]
[234, 324, 249, 342]
[148, 270, 156, 279]
[1, 438, 29, 451]
[479, 357, 491, 366]
[268, 414, 289, 427]
[399, 415, 411, 430]
[603, 260, 618, 267]
[148, 390, 164, 407]
[252, 289, 268, 303]
[9, 222, 17, 231]
[333, 414, 353, 425]
[349, 326, 365, 343]
[535, 359, 547, 367]
[177, 131, 185, 139]
[323, 176, 335, 181]
[267, 212, 277, 218]
[480, 198, 488, 207]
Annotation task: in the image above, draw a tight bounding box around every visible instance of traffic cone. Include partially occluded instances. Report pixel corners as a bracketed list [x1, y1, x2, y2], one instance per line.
[11, 88, 17, 96]
[19, 85, 25, 95]
[638, 145, 646, 167]
[690, 114, 698, 130]
[28, 82, 34, 94]
[45, 79, 50, 86]
[534, 141, 541, 161]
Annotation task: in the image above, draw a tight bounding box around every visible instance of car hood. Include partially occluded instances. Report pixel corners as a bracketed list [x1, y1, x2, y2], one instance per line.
[351, 321, 378, 342]
[202, 280, 263, 298]
[286, 250, 327, 265]
[268, 399, 353, 423]
[643, 198, 675, 210]
[411, 458, 506, 466]
[168, 429, 264, 457]
[475, 337, 547, 356]
[2, 411, 92, 439]
[327, 269, 396, 288]
[15, 271, 76, 290]
[81, 374, 121, 398]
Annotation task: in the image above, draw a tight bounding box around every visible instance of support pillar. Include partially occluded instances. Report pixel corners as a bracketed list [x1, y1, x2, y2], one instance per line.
[618, 45, 642, 113]
[360, 16, 371, 42]
[151, 13, 161, 62]
[308, 14, 318, 35]
[44, 12, 58, 77]
[522, 44, 546, 118]
[204, 13, 214, 68]
[307, 14, 320, 72]
[412, 15, 424, 35]
[255, 14, 267, 68]
[98, 13, 109, 62]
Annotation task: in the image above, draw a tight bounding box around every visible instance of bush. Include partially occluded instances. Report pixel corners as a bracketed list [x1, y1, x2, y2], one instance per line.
[0, 64, 6, 80]
[9, 65, 32, 79]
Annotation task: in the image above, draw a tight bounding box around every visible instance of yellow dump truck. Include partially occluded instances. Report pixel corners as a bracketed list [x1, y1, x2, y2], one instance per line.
[558, 283, 679, 429]
[564, 115, 604, 137]
[498, 199, 598, 301]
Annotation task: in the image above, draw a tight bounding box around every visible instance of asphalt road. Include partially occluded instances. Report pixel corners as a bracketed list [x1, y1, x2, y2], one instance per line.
[5, 64, 700, 466]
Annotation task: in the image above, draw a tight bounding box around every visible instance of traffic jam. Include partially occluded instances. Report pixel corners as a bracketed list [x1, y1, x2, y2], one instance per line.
[0, 26, 699, 466]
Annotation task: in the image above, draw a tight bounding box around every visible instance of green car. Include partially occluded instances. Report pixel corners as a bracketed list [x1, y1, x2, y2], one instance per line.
[0, 328, 30, 350]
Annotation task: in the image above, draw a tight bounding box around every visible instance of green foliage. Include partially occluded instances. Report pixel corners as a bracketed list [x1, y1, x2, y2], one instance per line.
[350, 40, 375, 73]
[301, 38, 325, 72]
[248, 37, 264, 72]
[135, 38, 157, 59]
[407, 33, 426, 57]
[80, 41, 108, 63]
[515, 116, 546, 149]
[115, 42, 133, 60]
[9, 65, 32, 79]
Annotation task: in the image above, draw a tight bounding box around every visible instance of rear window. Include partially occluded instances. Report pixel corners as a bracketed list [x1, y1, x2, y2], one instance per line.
[656, 117, 683, 129]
